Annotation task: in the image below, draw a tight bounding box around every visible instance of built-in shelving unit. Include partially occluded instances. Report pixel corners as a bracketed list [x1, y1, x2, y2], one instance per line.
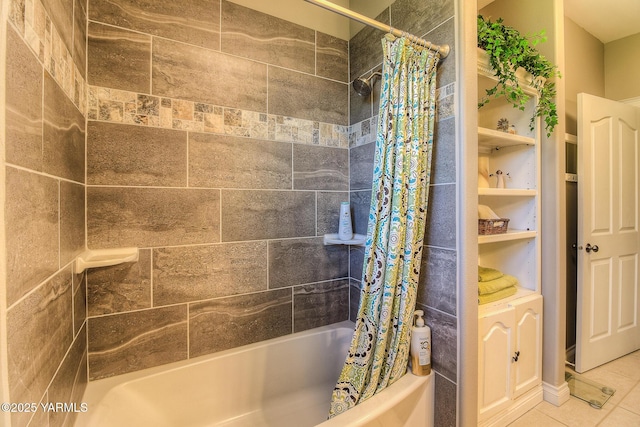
[477, 51, 544, 426]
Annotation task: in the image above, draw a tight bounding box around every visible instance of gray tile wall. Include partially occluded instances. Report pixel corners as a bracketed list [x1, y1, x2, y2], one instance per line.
[4, 0, 88, 423]
[347, 0, 458, 425]
[84, 0, 352, 380]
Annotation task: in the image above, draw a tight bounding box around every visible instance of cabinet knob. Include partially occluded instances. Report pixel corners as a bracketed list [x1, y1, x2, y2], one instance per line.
[512, 351, 520, 362]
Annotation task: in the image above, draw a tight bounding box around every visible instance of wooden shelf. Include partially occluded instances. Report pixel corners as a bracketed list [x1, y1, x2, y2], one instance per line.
[478, 230, 536, 244]
[478, 188, 537, 197]
[478, 127, 535, 149]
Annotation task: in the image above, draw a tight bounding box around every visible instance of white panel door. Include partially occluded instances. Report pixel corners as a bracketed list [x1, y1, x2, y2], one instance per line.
[576, 93, 640, 372]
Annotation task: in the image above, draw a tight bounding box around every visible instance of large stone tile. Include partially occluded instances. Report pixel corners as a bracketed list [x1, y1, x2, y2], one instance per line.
[268, 237, 349, 288]
[73, 272, 87, 336]
[220, 190, 315, 241]
[48, 328, 87, 427]
[189, 133, 292, 189]
[87, 22, 151, 93]
[390, 0, 454, 50]
[42, 0, 74, 54]
[268, 66, 348, 126]
[427, 17, 456, 88]
[432, 116, 456, 185]
[60, 180, 85, 267]
[43, 71, 85, 182]
[73, 0, 87, 77]
[189, 289, 292, 357]
[89, 0, 220, 50]
[152, 242, 268, 306]
[87, 187, 220, 248]
[87, 249, 152, 316]
[317, 192, 349, 236]
[349, 8, 388, 82]
[5, 26, 43, 171]
[5, 167, 59, 306]
[293, 145, 348, 191]
[350, 141, 375, 191]
[350, 83, 376, 126]
[152, 37, 267, 112]
[350, 190, 371, 235]
[349, 245, 365, 282]
[293, 279, 349, 332]
[87, 122, 188, 186]
[349, 279, 361, 321]
[317, 31, 348, 83]
[221, 0, 314, 74]
[418, 246, 457, 316]
[88, 305, 188, 380]
[434, 373, 457, 427]
[7, 267, 73, 427]
[425, 183, 456, 249]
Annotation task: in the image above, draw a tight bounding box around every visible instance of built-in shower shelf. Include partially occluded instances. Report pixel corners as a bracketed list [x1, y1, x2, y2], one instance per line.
[323, 233, 366, 246]
[75, 247, 139, 274]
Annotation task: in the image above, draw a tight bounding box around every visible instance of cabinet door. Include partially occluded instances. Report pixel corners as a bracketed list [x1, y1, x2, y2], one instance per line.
[478, 308, 515, 420]
[512, 295, 543, 399]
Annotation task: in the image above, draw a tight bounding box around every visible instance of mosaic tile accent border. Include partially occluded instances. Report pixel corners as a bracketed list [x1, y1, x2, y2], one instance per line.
[349, 82, 456, 148]
[9, 0, 87, 115]
[88, 86, 350, 148]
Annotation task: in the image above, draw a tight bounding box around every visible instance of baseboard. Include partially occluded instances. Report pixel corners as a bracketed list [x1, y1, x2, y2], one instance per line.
[479, 385, 543, 427]
[542, 380, 571, 406]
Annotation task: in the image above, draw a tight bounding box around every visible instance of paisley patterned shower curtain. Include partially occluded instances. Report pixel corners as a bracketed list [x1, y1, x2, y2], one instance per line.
[329, 35, 440, 417]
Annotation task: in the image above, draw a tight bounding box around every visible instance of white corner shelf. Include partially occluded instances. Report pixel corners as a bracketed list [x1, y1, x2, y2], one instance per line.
[75, 247, 139, 274]
[323, 233, 366, 246]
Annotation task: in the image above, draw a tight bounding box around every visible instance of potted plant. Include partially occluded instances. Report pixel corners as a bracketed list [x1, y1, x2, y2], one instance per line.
[477, 15, 561, 137]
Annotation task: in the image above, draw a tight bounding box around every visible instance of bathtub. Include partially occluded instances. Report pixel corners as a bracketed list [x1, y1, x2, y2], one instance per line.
[75, 321, 434, 427]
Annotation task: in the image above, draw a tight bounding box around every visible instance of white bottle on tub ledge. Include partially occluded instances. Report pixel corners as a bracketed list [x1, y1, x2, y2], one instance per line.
[410, 310, 431, 376]
[338, 202, 353, 241]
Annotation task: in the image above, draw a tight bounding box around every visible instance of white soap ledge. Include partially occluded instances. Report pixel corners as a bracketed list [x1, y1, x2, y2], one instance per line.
[323, 233, 366, 246]
[75, 247, 139, 274]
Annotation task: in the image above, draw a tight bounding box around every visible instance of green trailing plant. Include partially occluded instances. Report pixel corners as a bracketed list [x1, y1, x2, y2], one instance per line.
[477, 15, 561, 137]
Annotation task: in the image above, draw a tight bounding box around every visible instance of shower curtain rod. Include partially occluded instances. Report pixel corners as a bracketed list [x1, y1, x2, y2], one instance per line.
[304, 0, 450, 58]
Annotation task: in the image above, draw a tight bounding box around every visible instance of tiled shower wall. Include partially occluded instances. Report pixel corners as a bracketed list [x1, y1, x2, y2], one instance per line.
[347, 0, 458, 426]
[84, 0, 352, 381]
[4, 0, 89, 426]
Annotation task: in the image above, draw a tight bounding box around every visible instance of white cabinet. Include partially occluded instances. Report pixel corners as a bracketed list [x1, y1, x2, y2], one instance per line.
[477, 58, 544, 426]
[478, 295, 543, 425]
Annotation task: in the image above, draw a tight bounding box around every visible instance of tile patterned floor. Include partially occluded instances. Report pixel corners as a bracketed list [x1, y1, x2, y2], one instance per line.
[509, 350, 640, 426]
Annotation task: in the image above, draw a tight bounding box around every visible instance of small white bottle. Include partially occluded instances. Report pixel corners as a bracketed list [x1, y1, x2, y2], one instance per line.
[410, 310, 431, 376]
[338, 202, 353, 241]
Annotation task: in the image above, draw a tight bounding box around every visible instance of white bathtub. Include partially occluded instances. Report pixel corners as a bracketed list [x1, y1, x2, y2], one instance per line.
[75, 321, 434, 427]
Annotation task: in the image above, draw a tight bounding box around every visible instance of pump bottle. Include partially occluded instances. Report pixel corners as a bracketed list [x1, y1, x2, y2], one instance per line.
[410, 310, 431, 376]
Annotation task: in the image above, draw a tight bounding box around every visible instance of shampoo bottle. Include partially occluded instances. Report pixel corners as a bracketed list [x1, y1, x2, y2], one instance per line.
[338, 202, 353, 241]
[410, 310, 431, 376]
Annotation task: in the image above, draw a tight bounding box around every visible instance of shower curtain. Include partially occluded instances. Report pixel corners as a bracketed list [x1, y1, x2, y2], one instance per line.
[329, 35, 440, 417]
